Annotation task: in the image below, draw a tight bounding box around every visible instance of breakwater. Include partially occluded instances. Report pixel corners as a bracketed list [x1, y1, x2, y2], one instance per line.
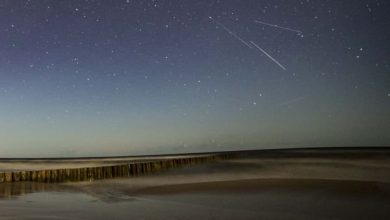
[0, 154, 231, 183]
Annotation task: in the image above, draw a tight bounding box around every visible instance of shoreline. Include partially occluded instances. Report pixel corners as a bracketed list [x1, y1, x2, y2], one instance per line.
[131, 178, 390, 197]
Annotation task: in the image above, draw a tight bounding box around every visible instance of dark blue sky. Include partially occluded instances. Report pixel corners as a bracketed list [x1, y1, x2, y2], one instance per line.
[0, 0, 389, 157]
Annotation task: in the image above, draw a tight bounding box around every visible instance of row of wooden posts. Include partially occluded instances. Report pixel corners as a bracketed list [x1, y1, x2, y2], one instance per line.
[0, 155, 229, 183]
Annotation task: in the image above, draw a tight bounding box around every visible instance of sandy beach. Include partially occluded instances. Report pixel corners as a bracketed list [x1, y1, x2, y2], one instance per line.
[1, 148, 390, 219]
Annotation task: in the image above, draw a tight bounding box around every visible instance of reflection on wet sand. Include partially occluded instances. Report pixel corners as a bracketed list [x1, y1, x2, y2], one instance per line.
[0, 182, 69, 199]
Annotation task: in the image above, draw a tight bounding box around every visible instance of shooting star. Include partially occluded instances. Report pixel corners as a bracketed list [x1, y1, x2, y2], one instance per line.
[254, 20, 302, 34]
[249, 41, 287, 70]
[209, 16, 252, 49]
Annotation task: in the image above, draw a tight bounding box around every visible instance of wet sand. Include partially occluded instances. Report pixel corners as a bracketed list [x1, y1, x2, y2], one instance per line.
[1, 148, 390, 219]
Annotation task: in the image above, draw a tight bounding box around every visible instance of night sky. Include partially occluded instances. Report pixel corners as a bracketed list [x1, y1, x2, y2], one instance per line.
[0, 0, 389, 157]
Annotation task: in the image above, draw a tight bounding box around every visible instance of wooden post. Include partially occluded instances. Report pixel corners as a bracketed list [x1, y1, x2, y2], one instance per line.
[5, 172, 12, 182]
[20, 171, 27, 181]
[0, 172, 4, 182]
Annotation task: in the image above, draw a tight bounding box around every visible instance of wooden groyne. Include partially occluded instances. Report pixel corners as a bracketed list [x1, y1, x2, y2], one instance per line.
[0, 154, 231, 183]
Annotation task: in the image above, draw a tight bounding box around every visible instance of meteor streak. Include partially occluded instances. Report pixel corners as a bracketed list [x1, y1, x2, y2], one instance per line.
[250, 41, 287, 70]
